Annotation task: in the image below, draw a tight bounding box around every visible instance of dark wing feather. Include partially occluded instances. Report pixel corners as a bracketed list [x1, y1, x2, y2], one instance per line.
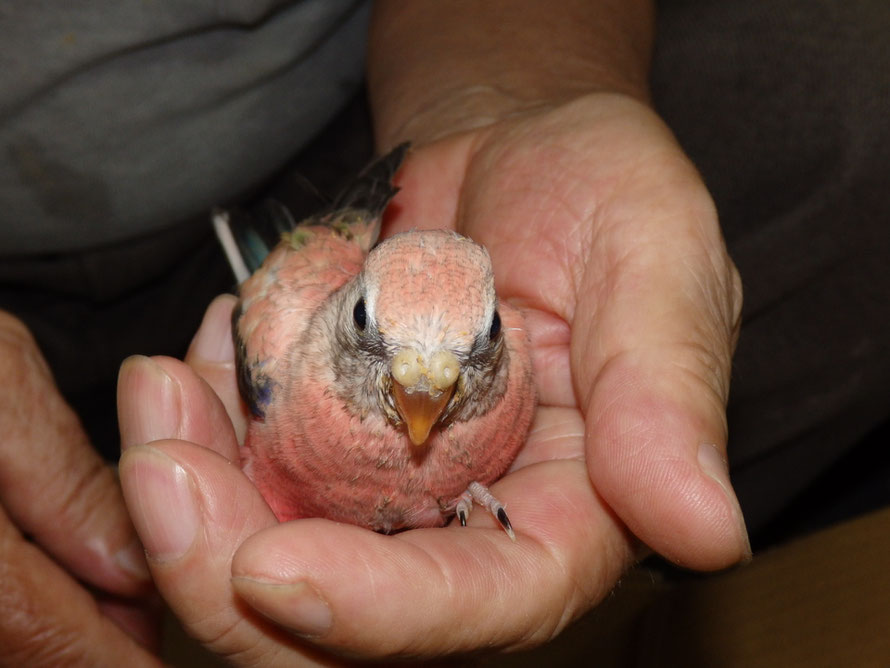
[231, 301, 275, 419]
[327, 141, 409, 219]
[213, 142, 410, 281]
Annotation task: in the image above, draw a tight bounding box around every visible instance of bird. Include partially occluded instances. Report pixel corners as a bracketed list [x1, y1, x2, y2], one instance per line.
[213, 143, 535, 539]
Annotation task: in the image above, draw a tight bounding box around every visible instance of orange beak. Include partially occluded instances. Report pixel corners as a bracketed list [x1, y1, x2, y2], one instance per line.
[391, 383, 455, 446]
[390, 348, 461, 446]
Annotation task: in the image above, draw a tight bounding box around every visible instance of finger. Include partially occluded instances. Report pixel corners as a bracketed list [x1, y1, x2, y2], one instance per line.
[585, 346, 749, 569]
[118, 346, 310, 662]
[119, 441, 312, 663]
[0, 311, 150, 595]
[118, 354, 240, 463]
[185, 294, 249, 443]
[0, 504, 160, 667]
[575, 164, 750, 569]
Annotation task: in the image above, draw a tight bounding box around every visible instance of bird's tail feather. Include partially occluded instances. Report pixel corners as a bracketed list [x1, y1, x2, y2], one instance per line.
[212, 201, 295, 281]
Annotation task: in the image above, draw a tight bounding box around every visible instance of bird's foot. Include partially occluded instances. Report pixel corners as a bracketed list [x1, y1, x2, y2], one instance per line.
[455, 481, 515, 541]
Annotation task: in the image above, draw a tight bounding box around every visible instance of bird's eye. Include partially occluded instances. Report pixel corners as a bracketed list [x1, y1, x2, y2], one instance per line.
[353, 298, 367, 331]
[489, 310, 501, 340]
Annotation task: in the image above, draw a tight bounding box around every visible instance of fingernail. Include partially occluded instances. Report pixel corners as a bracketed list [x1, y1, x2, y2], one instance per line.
[113, 536, 151, 581]
[118, 356, 182, 448]
[697, 442, 732, 496]
[698, 443, 752, 561]
[121, 446, 198, 562]
[232, 577, 333, 638]
[189, 295, 236, 363]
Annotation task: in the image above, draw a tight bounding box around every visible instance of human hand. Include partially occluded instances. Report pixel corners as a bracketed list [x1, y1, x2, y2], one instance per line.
[116, 93, 747, 663]
[0, 310, 159, 666]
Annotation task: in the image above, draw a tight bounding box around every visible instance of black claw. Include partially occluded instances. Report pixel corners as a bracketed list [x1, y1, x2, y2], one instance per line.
[496, 508, 513, 534]
[458, 509, 467, 527]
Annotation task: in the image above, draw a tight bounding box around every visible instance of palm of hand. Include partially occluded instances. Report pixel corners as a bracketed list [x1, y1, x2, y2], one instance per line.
[118, 94, 747, 662]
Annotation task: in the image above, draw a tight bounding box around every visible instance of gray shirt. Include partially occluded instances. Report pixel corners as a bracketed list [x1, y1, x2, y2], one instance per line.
[0, 0, 369, 254]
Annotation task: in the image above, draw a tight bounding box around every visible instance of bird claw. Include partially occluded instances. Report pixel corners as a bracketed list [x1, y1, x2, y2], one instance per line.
[456, 498, 470, 527]
[454, 481, 515, 541]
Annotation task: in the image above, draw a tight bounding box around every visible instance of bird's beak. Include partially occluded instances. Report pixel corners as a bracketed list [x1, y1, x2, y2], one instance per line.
[390, 349, 460, 446]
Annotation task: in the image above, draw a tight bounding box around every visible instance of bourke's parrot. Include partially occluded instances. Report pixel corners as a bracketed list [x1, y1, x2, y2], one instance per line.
[213, 144, 535, 539]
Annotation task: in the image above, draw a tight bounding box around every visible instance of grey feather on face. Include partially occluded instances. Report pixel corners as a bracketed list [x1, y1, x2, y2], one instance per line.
[321, 277, 398, 422]
[444, 325, 509, 423]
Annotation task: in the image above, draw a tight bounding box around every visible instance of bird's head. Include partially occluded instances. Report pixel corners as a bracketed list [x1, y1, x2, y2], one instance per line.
[332, 230, 508, 446]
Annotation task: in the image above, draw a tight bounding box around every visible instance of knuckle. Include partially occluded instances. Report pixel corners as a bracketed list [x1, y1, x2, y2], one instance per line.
[0, 621, 87, 668]
[49, 454, 120, 540]
[679, 337, 733, 409]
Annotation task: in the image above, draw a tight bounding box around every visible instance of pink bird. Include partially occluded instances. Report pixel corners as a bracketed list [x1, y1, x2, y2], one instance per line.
[213, 144, 535, 538]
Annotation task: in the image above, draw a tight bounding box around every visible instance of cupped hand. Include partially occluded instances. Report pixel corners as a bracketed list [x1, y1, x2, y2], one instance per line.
[117, 93, 748, 663]
[0, 310, 159, 666]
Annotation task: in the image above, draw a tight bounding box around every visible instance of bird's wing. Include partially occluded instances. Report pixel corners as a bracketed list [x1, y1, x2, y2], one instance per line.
[224, 143, 410, 419]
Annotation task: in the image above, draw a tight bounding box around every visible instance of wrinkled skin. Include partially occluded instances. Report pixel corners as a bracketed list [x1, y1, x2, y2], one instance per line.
[118, 94, 747, 663]
[0, 311, 159, 667]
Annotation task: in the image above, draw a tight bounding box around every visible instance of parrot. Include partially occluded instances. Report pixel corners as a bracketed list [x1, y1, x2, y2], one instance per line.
[212, 143, 535, 539]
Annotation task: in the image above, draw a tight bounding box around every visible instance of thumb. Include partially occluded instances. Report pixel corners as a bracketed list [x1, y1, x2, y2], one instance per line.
[117, 353, 289, 660]
[585, 347, 750, 569]
[575, 173, 750, 570]
[0, 311, 149, 594]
